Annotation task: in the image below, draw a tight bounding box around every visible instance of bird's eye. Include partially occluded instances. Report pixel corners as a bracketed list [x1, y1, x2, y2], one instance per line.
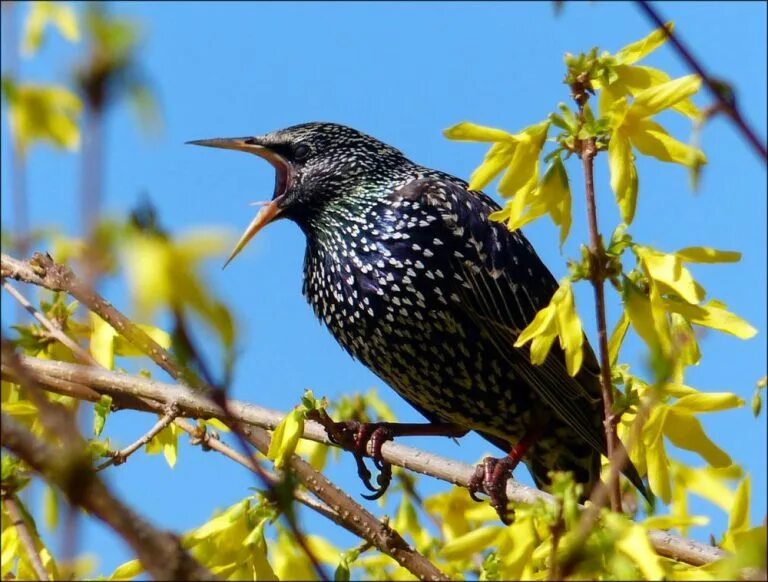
[293, 143, 310, 161]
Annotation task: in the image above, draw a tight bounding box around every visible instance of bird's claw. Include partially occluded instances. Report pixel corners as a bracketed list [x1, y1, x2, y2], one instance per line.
[322, 419, 395, 500]
[468, 456, 517, 525]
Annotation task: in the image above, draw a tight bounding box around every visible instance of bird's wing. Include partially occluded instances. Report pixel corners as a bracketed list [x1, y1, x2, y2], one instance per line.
[393, 177, 606, 456]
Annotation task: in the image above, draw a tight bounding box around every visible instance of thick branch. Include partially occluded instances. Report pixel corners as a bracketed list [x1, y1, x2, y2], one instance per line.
[1, 413, 213, 581]
[3, 355, 728, 569]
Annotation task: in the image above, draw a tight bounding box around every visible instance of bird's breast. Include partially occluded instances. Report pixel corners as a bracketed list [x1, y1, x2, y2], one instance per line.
[299, 200, 525, 433]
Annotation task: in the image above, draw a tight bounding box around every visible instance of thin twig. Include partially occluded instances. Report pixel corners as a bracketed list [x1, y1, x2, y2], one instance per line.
[2, 495, 50, 581]
[96, 403, 180, 471]
[2, 355, 729, 569]
[574, 88, 622, 512]
[2, 279, 100, 367]
[547, 499, 564, 582]
[635, 0, 767, 162]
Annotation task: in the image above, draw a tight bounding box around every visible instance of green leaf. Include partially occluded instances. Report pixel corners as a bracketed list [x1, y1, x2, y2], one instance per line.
[93, 394, 113, 436]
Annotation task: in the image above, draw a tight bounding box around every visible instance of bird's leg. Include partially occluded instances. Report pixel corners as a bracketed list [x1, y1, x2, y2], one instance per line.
[308, 411, 468, 500]
[468, 429, 541, 524]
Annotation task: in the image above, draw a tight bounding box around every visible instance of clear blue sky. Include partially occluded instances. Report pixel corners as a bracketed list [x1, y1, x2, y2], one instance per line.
[1, 1, 766, 576]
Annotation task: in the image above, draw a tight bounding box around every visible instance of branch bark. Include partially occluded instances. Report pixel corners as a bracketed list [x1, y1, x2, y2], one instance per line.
[575, 97, 622, 513]
[2, 354, 728, 569]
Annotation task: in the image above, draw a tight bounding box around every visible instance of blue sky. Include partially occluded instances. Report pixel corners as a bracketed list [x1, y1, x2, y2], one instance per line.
[1, 1, 766, 576]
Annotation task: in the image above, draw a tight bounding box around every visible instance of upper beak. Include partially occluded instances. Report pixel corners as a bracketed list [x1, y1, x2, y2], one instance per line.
[187, 137, 290, 268]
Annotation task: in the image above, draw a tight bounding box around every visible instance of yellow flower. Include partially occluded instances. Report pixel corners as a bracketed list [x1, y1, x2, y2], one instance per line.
[514, 279, 584, 376]
[604, 76, 706, 224]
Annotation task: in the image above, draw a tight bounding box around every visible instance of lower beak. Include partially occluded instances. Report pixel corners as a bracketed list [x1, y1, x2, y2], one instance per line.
[187, 137, 290, 267]
[223, 197, 281, 267]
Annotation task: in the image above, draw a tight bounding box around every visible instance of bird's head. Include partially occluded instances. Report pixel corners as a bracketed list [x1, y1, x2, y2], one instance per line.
[188, 122, 411, 266]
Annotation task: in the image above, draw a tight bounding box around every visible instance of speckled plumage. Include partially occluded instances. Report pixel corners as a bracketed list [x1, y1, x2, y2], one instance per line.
[224, 122, 645, 497]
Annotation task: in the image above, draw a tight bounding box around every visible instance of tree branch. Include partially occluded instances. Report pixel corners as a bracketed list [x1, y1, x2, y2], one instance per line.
[2, 495, 49, 581]
[635, 0, 767, 163]
[1, 413, 213, 581]
[2, 354, 728, 569]
[95, 403, 180, 471]
[573, 87, 622, 513]
[1, 251, 331, 581]
[1, 251, 446, 581]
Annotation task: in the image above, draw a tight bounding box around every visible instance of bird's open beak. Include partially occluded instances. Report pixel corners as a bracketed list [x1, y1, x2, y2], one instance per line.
[187, 137, 290, 268]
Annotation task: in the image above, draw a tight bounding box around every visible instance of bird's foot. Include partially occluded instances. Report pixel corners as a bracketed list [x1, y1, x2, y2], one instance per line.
[318, 418, 395, 500]
[468, 456, 520, 525]
[308, 411, 468, 501]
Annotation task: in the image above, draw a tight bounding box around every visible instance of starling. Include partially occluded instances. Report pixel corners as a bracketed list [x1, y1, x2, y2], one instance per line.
[189, 122, 648, 518]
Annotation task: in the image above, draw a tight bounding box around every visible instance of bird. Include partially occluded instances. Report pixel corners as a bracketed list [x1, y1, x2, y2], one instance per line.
[188, 122, 648, 519]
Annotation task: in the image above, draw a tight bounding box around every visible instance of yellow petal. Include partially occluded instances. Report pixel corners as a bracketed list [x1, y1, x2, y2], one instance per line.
[644, 414, 672, 503]
[727, 475, 751, 534]
[599, 81, 630, 120]
[637, 246, 704, 304]
[469, 142, 517, 191]
[539, 157, 572, 248]
[614, 21, 674, 65]
[617, 524, 665, 580]
[623, 278, 671, 354]
[443, 122, 517, 143]
[673, 463, 742, 511]
[90, 313, 116, 369]
[22, 2, 80, 56]
[266, 408, 304, 469]
[501, 180, 550, 234]
[629, 118, 707, 167]
[440, 526, 503, 560]
[554, 281, 584, 376]
[608, 312, 630, 366]
[113, 324, 172, 356]
[608, 129, 639, 224]
[615, 65, 700, 119]
[663, 410, 731, 467]
[675, 247, 741, 263]
[671, 392, 744, 414]
[665, 298, 757, 339]
[108, 559, 144, 581]
[628, 74, 702, 119]
[497, 121, 549, 198]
